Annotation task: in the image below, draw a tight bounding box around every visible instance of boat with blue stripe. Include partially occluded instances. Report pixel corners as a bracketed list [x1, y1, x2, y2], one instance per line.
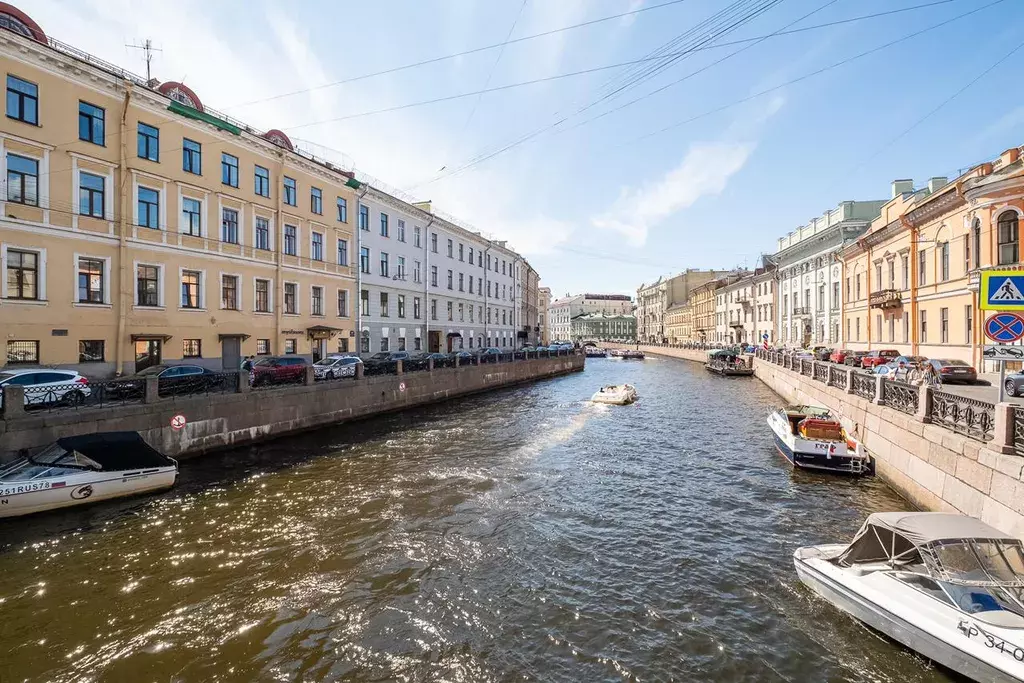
[767, 405, 872, 475]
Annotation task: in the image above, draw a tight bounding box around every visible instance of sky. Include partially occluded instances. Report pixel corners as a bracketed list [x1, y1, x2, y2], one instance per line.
[27, 0, 1024, 299]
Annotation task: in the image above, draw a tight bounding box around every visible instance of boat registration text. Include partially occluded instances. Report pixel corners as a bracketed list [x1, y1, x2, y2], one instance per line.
[0, 481, 51, 496]
[958, 619, 1024, 661]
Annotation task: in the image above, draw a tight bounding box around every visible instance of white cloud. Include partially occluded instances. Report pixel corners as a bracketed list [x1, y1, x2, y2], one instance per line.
[592, 141, 754, 247]
[621, 0, 646, 26]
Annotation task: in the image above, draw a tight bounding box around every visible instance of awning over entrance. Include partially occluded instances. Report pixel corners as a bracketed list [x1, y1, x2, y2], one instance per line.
[130, 333, 172, 342]
[217, 333, 251, 341]
[307, 325, 343, 340]
[446, 332, 462, 337]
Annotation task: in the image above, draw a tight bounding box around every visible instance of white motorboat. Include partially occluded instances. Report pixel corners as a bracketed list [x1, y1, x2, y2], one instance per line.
[591, 384, 637, 405]
[795, 512, 1024, 682]
[767, 404, 871, 475]
[0, 432, 177, 518]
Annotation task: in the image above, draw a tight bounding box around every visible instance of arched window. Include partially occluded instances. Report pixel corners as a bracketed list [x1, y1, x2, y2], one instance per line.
[972, 218, 981, 270]
[998, 211, 1019, 265]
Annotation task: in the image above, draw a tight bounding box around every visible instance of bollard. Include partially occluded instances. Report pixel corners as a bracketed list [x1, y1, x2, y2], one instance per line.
[475, 354, 482, 366]
[304, 365, 316, 386]
[355, 362, 364, 379]
[993, 403, 1016, 454]
[237, 369, 250, 393]
[845, 368, 855, 394]
[916, 384, 932, 423]
[873, 374, 885, 405]
[395, 359, 403, 375]
[144, 376, 160, 403]
[2, 385, 25, 417]
[428, 358, 434, 372]
[454, 355, 460, 368]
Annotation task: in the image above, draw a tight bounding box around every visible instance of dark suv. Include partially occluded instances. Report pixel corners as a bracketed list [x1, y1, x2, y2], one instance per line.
[363, 351, 410, 375]
[250, 356, 307, 386]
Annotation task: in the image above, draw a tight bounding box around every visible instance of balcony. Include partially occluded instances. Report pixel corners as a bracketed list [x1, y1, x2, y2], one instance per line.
[869, 289, 902, 309]
[735, 296, 752, 308]
[729, 319, 745, 328]
[792, 307, 811, 317]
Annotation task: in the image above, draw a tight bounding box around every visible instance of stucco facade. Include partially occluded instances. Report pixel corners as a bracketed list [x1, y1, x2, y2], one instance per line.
[636, 269, 733, 343]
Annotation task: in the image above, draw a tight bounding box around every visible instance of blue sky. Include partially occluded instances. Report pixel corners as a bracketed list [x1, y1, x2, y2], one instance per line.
[30, 0, 1024, 298]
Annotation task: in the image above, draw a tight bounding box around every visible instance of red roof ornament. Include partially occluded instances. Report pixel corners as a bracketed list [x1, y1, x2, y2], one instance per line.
[0, 3, 46, 43]
[263, 129, 294, 152]
[157, 81, 204, 112]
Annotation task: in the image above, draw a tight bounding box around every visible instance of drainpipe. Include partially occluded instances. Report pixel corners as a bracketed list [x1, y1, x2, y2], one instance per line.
[355, 185, 369, 355]
[114, 82, 133, 376]
[906, 214, 919, 356]
[422, 216, 433, 350]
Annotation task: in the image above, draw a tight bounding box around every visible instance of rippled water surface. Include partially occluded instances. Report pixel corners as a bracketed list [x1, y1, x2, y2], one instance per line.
[0, 356, 958, 682]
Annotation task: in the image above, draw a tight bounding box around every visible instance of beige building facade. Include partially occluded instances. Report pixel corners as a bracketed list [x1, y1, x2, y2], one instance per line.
[636, 269, 732, 343]
[690, 280, 720, 343]
[665, 302, 691, 344]
[538, 286, 551, 345]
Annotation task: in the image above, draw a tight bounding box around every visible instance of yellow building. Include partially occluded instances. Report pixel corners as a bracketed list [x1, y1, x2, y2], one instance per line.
[0, 4, 358, 375]
[690, 280, 719, 344]
[841, 147, 1024, 368]
[665, 302, 691, 344]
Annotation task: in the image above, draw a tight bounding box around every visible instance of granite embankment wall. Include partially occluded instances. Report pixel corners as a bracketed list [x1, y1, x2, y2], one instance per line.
[602, 342, 1024, 537]
[0, 355, 584, 461]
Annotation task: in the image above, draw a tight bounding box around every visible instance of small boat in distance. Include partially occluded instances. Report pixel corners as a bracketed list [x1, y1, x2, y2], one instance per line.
[0, 432, 178, 518]
[767, 404, 871, 475]
[795, 512, 1024, 682]
[705, 349, 753, 376]
[620, 350, 644, 360]
[584, 346, 607, 358]
[591, 384, 638, 405]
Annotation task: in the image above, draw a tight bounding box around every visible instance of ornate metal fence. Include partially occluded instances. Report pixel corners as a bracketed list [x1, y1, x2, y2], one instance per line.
[801, 359, 813, 377]
[881, 379, 918, 415]
[813, 362, 829, 383]
[1014, 407, 1024, 456]
[827, 365, 843, 388]
[852, 373, 875, 400]
[930, 391, 994, 442]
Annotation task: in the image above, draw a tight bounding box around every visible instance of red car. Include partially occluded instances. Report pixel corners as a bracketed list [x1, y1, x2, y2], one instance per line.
[861, 349, 899, 369]
[250, 356, 307, 386]
[829, 349, 848, 364]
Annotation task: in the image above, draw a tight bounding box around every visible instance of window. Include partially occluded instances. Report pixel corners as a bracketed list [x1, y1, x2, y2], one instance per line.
[257, 339, 270, 355]
[413, 296, 421, 319]
[414, 337, 422, 351]
[845, 277, 850, 300]
[358, 204, 369, 230]
[941, 307, 949, 343]
[337, 239, 348, 266]
[182, 340, 202, 358]
[284, 282, 297, 314]
[221, 275, 238, 310]
[255, 216, 270, 250]
[379, 252, 389, 277]
[940, 242, 949, 281]
[903, 312, 909, 343]
[469, 305, 474, 322]
[920, 310, 927, 343]
[312, 232, 324, 261]
[431, 298, 437, 320]
[255, 279, 270, 312]
[283, 177, 296, 206]
[361, 335, 370, 353]
[447, 239, 453, 258]
[398, 336, 406, 352]
[887, 260, 895, 288]
[379, 337, 389, 352]
[875, 263, 882, 288]
[398, 294, 406, 318]
[972, 219, 981, 270]
[181, 198, 202, 236]
[360, 289, 370, 316]
[312, 286, 323, 316]
[181, 270, 201, 308]
[966, 305, 973, 344]
[447, 270, 453, 290]
[79, 340, 104, 363]
[79, 172, 105, 218]
[468, 275, 474, 294]
[6, 153, 37, 205]
[459, 303, 464, 321]
[875, 314, 881, 342]
[888, 315, 895, 342]
[138, 186, 159, 228]
[221, 208, 239, 244]
[431, 233, 438, 253]
[311, 187, 322, 214]
[284, 225, 297, 256]
[219, 153, 239, 187]
[998, 211, 1019, 265]
[468, 247, 474, 264]
[6, 75, 37, 124]
[478, 277, 482, 294]
[459, 243, 464, 261]
[78, 101, 104, 145]
[337, 289, 348, 317]
[817, 284, 824, 311]
[337, 197, 347, 222]
[136, 265, 160, 307]
[414, 226, 421, 247]
[397, 256, 406, 278]
[380, 292, 389, 317]
[459, 273, 464, 292]
[397, 219, 405, 242]
[831, 282, 839, 309]
[902, 254, 909, 289]
[7, 340, 38, 364]
[478, 252, 483, 267]
[360, 247, 370, 274]
[380, 212, 389, 237]
[254, 165, 270, 197]
[919, 250, 927, 286]
[137, 123, 159, 161]
[284, 339, 297, 355]
[77, 257, 104, 303]
[431, 265, 438, 287]
[855, 318, 860, 341]
[447, 301, 453, 321]
[183, 139, 201, 174]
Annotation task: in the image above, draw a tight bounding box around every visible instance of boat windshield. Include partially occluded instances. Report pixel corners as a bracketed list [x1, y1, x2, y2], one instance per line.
[895, 572, 1024, 627]
[0, 443, 101, 481]
[930, 539, 1024, 586]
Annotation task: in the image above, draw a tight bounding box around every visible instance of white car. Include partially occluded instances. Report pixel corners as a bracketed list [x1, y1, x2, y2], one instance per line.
[313, 355, 362, 380]
[0, 368, 93, 408]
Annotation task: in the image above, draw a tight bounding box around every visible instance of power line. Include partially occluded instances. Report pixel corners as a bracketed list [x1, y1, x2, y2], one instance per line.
[221, 0, 695, 111]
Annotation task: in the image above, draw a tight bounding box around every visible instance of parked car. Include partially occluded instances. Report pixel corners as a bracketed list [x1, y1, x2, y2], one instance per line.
[1004, 370, 1024, 397]
[891, 355, 927, 368]
[0, 368, 92, 408]
[861, 349, 899, 369]
[926, 358, 978, 385]
[113, 364, 225, 397]
[829, 349, 849, 364]
[313, 354, 362, 380]
[811, 346, 831, 361]
[844, 351, 868, 368]
[476, 347, 502, 356]
[250, 356, 307, 386]
[449, 350, 474, 364]
[362, 351, 410, 374]
[406, 352, 449, 370]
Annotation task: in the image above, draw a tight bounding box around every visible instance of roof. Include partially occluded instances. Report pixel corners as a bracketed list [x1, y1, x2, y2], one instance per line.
[864, 512, 1015, 546]
[56, 432, 174, 470]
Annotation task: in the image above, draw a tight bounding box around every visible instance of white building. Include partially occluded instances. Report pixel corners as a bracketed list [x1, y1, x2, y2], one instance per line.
[549, 293, 632, 342]
[753, 267, 777, 346]
[774, 200, 886, 348]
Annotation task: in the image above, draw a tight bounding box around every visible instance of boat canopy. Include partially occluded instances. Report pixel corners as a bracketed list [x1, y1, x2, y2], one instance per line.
[53, 432, 174, 470]
[784, 405, 831, 417]
[837, 512, 1024, 587]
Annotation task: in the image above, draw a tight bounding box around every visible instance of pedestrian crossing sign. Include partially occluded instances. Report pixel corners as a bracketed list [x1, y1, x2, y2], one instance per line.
[982, 270, 1024, 310]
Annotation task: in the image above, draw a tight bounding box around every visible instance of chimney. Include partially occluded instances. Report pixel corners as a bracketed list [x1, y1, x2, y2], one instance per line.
[927, 176, 948, 194]
[1000, 148, 1020, 167]
[891, 179, 914, 198]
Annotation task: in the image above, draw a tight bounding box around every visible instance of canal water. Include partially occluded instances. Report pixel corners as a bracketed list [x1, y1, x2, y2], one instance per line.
[0, 356, 952, 682]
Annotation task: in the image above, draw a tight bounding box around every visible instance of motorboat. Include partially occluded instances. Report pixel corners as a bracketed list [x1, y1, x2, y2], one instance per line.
[621, 350, 645, 360]
[584, 346, 607, 358]
[767, 404, 872, 475]
[795, 512, 1024, 683]
[591, 384, 637, 405]
[0, 432, 177, 518]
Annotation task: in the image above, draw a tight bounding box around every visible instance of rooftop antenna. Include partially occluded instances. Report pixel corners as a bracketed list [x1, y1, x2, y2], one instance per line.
[126, 39, 161, 82]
